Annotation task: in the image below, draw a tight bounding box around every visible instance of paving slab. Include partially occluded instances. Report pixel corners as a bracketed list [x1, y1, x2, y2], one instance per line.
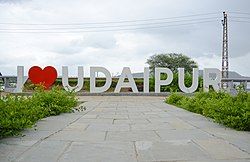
[58, 141, 137, 162]
[193, 139, 250, 160]
[16, 140, 70, 162]
[47, 130, 106, 142]
[0, 96, 249, 162]
[86, 123, 130, 132]
[135, 140, 210, 161]
[130, 123, 173, 131]
[0, 143, 29, 162]
[113, 119, 150, 124]
[156, 129, 214, 140]
[106, 130, 161, 142]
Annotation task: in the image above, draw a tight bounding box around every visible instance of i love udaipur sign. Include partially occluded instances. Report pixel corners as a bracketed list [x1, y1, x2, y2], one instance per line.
[13, 66, 222, 93]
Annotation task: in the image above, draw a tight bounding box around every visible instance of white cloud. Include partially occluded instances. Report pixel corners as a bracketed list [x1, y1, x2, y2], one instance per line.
[194, 52, 250, 76]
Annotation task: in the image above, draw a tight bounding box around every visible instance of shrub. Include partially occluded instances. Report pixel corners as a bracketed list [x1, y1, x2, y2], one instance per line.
[0, 87, 78, 138]
[32, 87, 77, 116]
[166, 93, 185, 105]
[166, 91, 250, 131]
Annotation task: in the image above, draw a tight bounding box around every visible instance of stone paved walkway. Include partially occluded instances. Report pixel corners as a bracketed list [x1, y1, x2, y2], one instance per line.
[0, 96, 250, 162]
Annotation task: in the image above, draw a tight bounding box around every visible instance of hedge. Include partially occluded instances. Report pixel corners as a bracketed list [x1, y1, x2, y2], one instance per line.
[0, 87, 78, 138]
[165, 91, 250, 131]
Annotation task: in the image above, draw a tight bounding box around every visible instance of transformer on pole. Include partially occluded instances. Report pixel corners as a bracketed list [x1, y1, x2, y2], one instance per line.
[221, 11, 229, 89]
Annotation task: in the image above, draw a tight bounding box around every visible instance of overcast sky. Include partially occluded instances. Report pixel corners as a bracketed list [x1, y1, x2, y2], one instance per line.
[0, 0, 250, 76]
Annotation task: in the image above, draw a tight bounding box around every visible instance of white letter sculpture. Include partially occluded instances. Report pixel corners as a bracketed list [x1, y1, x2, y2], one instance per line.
[155, 68, 173, 93]
[13, 66, 28, 93]
[178, 68, 199, 93]
[143, 67, 150, 93]
[114, 67, 138, 93]
[62, 66, 84, 92]
[90, 67, 112, 93]
[203, 68, 221, 92]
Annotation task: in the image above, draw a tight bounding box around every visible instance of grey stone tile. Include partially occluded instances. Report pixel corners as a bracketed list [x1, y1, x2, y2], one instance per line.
[113, 119, 150, 124]
[187, 120, 224, 129]
[18, 130, 55, 140]
[47, 130, 106, 142]
[114, 110, 128, 115]
[59, 141, 137, 162]
[81, 114, 98, 119]
[77, 118, 113, 124]
[147, 117, 178, 123]
[131, 123, 173, 131]
[33, 120, 68, 131]
[127, 108, 152, 112]
[225, 138, 250, 154]
[130, 114, 160, 119]
[63, 123, 89, 131]
[185, 160, 250, 162]
[17, 140, 70, 162]
[168, 119, 196, 130]
[0, 138, 37, 147]
[202, 128, 250, 153]
[86, 123, 130, 131]
[135, 140, 209, 161]
[106, 131, 160, 142]
[0, 143, 29, 162]
[41, 114, 81, 122]
[156, 129, 214, 140]
[98, 114, 129, 119]
[194, 139, 250, 160]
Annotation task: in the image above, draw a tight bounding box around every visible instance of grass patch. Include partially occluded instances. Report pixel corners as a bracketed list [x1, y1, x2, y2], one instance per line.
[0, 87, 78, 138]
[165, 91, 250, 131]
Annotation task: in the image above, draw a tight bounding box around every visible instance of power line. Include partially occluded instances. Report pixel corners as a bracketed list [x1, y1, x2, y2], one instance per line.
[229, 20, 250, 23]
[228, 11, 250, 15]
[0, 17, 220, 31]
[0, 20, 217, 33]
[0, 12, 220, 26]
[229, 16, 250, 19]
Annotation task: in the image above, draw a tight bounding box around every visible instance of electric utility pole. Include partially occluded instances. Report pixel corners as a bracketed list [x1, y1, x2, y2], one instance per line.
[221, 11, 229, 89]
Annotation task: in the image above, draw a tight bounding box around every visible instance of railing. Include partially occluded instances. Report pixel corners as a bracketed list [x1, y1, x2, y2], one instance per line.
[0, 76, 17, 92]
[221, 78, 250, 92]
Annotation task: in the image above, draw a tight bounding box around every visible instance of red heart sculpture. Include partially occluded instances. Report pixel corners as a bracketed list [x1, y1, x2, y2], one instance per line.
[28, 66, 57, 89]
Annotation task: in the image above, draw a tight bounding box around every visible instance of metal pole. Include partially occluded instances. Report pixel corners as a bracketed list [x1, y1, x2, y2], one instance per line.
[221, 11, 229, 89]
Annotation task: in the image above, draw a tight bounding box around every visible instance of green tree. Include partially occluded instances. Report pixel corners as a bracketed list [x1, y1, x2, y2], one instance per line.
[146, 53, 198, 74]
